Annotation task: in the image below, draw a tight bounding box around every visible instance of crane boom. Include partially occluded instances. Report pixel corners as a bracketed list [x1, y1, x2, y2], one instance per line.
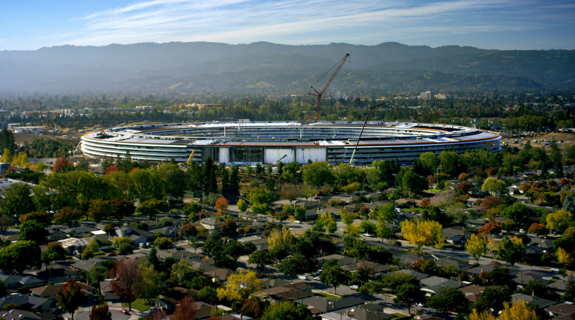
[308, 53, 350, 121]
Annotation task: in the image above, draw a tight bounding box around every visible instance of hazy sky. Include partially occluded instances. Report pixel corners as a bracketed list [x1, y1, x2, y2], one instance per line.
[1, 0, 574, 51]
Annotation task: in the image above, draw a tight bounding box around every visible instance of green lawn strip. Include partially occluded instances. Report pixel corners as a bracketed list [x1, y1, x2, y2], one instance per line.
[391, 314, 411, 320]
[122, 298, 155, 312]
[315, 292, 342, 300]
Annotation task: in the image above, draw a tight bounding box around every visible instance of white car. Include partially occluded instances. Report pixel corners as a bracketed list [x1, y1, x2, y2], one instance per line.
[551, 268, 560, 272]
[350, 285, 359, 290]
[298, 275, 307, 280]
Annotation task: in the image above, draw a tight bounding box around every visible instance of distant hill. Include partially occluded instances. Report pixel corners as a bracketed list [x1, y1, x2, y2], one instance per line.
[0, 41, 572, 94]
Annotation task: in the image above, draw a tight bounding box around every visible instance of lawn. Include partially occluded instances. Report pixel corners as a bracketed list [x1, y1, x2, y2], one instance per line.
[315, 292, 341, 300]
[122, 298, 155, 312]
[391, 314, 411, 320]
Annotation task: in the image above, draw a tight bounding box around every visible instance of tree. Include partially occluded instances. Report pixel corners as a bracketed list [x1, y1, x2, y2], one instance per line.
[138, 260, 162, 304]
[198, 287, 218, 304]
[215, 197, 229, 215]
[129, 168, 165, 203]
[220, 219, 237, 236]
[172, 296, 196, 320]
[474, 286, 510, 313]
[0, 240, 41, 273]
[400, 219, 443, 250]
[53, 156, 74, 173]
[497, 236, 525, 266]
[19, 211, 51, 226]
[136, 199, 168, 219]
[110, 258, 142, 311]
[0, 216, 14, 235]
[294, 206, 306, 221]
[302, 161, 333, 187]
[319, 265, 350, 294]
[394, 283, 425, 314]
[154, 237, 174, 250]
[217, 269, 262, 301]
[469, 309, 496, 320]
[502, 202, 531, 227]
[3, 183, 35, 217]
[237, 199, 248, 212]
[564, 274, 575, 302]
[481, 177, 507, 195]
[54, 207, 83, 225]
[427, 287, 469, 318]
[56, 279, 85, 320]
[18, 220, 48, 244]
[499, 299, 538, 320]
[340, 209, 357, 225]
[157, 163, 189, 199]
[557, 247, 573, 268]
[88, 266, 109, 287]
[466, 234, 487, 264]
[88, 199, 113, 222]
[358, 281, 381, 301]
[248, 250, 274, 273]
[278, 254, 308, 281]
[478, 221, 501, 235]
[546, 209, 572, 232]
[376, 203, 396, 223]
[267, 227, 294, 251]
[402, 170, 428, 194]
[376, 221, 393, 243]
[261, 301, 312, 320]
[90, 305, 112, 320]
[110, 198, 135, 221]
[528, 223, 548, 236]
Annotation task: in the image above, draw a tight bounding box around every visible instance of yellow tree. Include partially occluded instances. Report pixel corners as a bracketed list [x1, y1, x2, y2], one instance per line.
[557, 247, 574, 268]
[2, 148, 13, 163]
[466, 234, 487, 264]
[217, 269, 262, 301]
[469, 309, 495, 320]
[546, 209, 573, 232]
[267, 227, 294, 251]
[481, 177, 507, 195]
[400, 219, 443, 250]
[499, 299, 538, 320]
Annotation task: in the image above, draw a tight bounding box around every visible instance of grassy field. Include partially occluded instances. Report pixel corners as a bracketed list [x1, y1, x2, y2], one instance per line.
[315, 292, 341, 300]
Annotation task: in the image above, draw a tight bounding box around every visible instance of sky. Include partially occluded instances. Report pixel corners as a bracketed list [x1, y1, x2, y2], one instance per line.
[1, 0, 574, 51]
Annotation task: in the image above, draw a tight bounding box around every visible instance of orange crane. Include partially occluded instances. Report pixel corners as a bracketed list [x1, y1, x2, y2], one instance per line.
[308, 53, 350, 121]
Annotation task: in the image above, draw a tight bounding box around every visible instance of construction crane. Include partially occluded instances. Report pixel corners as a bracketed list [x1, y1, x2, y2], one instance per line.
[308, 53, 350, 121]
[186, 149, 196, 166]
[350, 103, 383, 165]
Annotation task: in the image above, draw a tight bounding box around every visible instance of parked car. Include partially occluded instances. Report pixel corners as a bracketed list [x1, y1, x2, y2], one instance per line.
[350, 285, 359, 290]
[107, 252, 117, 256]
[119, 309, 130, 315]
[551, 268, 560, 272]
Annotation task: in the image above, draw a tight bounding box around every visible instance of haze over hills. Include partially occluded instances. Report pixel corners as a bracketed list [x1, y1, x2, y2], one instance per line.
[0, 41, 573, 94]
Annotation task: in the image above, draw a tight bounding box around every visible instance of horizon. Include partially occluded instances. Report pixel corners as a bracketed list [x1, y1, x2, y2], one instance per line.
[1, 0, 574, 51]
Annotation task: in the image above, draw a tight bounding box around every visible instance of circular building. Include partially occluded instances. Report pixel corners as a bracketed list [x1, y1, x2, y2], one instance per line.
[80, 121, 501, 165]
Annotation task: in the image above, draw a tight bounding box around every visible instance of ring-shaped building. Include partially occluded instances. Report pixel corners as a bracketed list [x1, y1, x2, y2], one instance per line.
[80, 122, 501, 165]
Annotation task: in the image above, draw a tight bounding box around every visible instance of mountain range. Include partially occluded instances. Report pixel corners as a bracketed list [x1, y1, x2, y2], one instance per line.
[0, 41, 573, 94]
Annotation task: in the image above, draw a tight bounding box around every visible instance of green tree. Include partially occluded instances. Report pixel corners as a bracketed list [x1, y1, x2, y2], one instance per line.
[88, 199, 113, 222]
[376, 221, 393, 243]
[481, 177, 507, 195]
[394, 283, 425, 314]
[474, 286, 510, 313]
[237, 199, 248, 212]
[248, 250, 274, 273]
[401, 169, 428, 194]
[497, 236, 525, 266]
[376, 203, 396, 223]
[18, 220, 49, 244]
[157, 163, 189, 199]
[137, 260, 162, 303]
[3, 183, 35, 217]
[302, 161, 334, 187]
[546, 209, 572, 232]
[198, 287, 218, 304]
[136, 199, 168, 219]
[358, 281, 381, 301]
[319, 264, 351, 294]
[57, 279, 85, 320]
[427, 287, 469, 318]
[261, 301, 312, 320]
[502, 202, 531, 227]
[129, 168, 165, 203]
[278, 253, 308, 281]
[295, 207, 306, 221]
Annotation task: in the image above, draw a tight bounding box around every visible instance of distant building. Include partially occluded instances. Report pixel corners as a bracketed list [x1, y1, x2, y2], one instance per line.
[12, 126, 44, 134]
[419, 91, 432, 100]
[434, 93, 449, 100]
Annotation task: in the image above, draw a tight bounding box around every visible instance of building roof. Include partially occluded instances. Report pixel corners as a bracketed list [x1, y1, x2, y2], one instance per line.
[511, 293, 555, 309]
[390, 269, 429, 281]
[0, 309, 41, 320]
[300, 296, 365, 312]
[546, 303, 575, 316]
[30, 283, 95, 297]
[0, 293, 49, 310]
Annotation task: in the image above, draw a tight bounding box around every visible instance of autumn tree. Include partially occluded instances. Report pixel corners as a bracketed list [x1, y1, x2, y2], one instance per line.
[469, 309, 496, 320]
[546, 209, 572, 232]
[90, 305, 112, 320]
[172, 296, 196, 320]
[19, 211, 51, 226]
[0, 216, 14, 235]
[215, 197, 229, 215]
[499, 299, 538, 320]
[53, 156, 74, 173]
[557, 247, 574, 268]
[478, 221, 501, 235]
[400, 219, 443, 250]
[217, 270, 262, 301]
[220, 219, 237, 236]
[54, 207, 83, 225]
[110, 258, 142, 311]
[267, 227, 294, 251]
[110, 198, 135, 221]
[57, 279, 85, 320]
[466, 234, 487, 264]
[528, 223, 548, 236]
